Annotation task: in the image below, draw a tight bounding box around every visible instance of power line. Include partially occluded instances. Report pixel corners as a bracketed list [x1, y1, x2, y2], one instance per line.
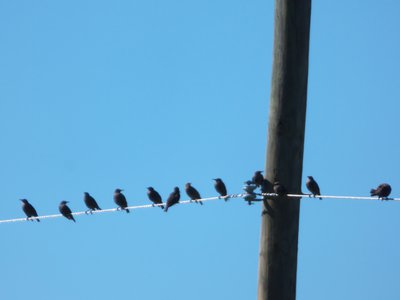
[0, 192, 398, 224]
[0, 194, 237, 224]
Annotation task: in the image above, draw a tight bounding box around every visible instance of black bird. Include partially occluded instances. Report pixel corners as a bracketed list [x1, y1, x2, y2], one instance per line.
[84, 192, 102, 213]
[252, 171, 264, 187]
[185, 183, 203, 205]
[164, 187, 180, 212]
[261, 179, 271, 194]
[59, 201, 75, 222]
[273, 181, 286, 196]
[213, 178, 228, 201]
[370, 183, 392, 200]
[306, 176, 322, 200]
[114, 188, 129, 213]
[147, 187, 164, 209]
[20, 199, 40, 222]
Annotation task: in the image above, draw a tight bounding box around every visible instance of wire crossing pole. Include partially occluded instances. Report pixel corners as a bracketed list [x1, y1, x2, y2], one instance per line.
[257, 1, 311, 300]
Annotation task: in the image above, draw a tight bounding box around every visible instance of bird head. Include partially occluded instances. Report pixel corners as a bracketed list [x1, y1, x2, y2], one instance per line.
[115, 188, 123, 193]
[84, 192, 89, 196]
[256, 171, 263, 174]
[174, 187, 180, 192]
[147, 187, 154, 191]
[20, 199, 28, 204]
[213, 178, 221, 182]
[307, 176, 314, 180]
[185, 182, 191, 188]
[60, 200, 69, 205]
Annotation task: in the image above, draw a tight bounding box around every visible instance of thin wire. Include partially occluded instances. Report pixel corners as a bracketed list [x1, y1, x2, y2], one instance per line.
[1, 192, 398, 224]
[261, 193, 400, 201]
[0, 194, 241, 224]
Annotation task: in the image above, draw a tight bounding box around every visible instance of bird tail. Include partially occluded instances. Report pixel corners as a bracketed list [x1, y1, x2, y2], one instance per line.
[71, 216, 76, 222]
[125, 208, 130, 213]
[370, 189, 377, 196]
[160, 205, 165, 210]
[199, 200, 203, 205]
[164, 206, 169, 212]
[224, 196, 230, 202]
[36, 218, 40, 222]
[319, 197, 322, 200]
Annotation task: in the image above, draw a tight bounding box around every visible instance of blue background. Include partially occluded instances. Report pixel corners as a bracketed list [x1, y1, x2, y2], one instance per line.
[0, 1, 399, 299]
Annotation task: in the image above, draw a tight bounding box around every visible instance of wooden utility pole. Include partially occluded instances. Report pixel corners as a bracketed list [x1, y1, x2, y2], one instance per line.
[257, 1, 311, 300]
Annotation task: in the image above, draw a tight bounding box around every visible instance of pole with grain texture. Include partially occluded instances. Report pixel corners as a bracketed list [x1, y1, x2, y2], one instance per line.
[257, 1, 311, 300]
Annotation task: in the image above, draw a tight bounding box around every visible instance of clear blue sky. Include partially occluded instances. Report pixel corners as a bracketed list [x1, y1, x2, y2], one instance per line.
[0, 1, 399, 299]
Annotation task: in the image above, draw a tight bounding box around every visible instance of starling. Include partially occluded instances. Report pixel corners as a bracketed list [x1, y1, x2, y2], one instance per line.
[273, 181, 286, 196]
[20, 199, 40, 222]
[59, 201, 75, 222]
[114, 188, 129, 213]
[306, 176, 322, 200]
[185, 183, 203, 205]
[261, 179, 271, 194]
[84, 192, 102, 213]
[213, 178, 228, 201]
[370, 183, 392, 200]
[164, 187, 180, 212]
[252, 171, 264, 187]
[147, 187, 164, 209]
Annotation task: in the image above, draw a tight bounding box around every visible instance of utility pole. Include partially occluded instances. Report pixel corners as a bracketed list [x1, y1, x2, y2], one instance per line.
[257, 1, 311, 300]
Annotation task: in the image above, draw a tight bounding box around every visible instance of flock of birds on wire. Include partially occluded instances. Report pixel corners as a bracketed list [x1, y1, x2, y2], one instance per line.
[17, 171, 392, 223]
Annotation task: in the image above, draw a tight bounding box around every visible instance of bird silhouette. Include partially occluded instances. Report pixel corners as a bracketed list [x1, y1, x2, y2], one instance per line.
[59, 201, 75, 222]
[84, 192, 102, 213]
[114, 189, 129, 213]
[213, 178, 228, 201]
[306, 176, 322, 200]
[370, 183, 392, 200]
[252, 171, 264, 187]
[164, 187, 180, 212]
[147, 187, 164, 209]
[20, 199, 40, 222]
[185, 183, 203, 205]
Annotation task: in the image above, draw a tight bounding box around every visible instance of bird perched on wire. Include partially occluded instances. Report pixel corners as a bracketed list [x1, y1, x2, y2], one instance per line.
[213, 178, 228, 201]
[59, 201, 75, 222]
[185, 183, 203, 205]
[273, 181, 286, 196]
[306, 176, 322, 200]
[252, 171, 264, 187]
[260, 179, 271, 195]
[114, 188, 129, 213]
[164, 187, 180, 212]
[84, 192, 102, 214]
[370, 183, 392, 200]
[20, 199, 40, 222]
[147, 187, 164, 209]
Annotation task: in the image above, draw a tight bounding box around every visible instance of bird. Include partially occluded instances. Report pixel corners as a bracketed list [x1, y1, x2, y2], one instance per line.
[213, 178, 228, 201]
[261, 179, 271, 194]
[147, 187, 164, 209]
[306, 176, 322, 200]
[252, 171, 264, 187]
[84, 192, 102, 213]
[185, 183, 203, 205]
[273, 181, 286, 196]
[114, 188, 129, 213]
[59, 201, 75, 222]
[20, 199, 40, 222]
[370, 183, 392, 200]
[164, 187, 180, 212]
